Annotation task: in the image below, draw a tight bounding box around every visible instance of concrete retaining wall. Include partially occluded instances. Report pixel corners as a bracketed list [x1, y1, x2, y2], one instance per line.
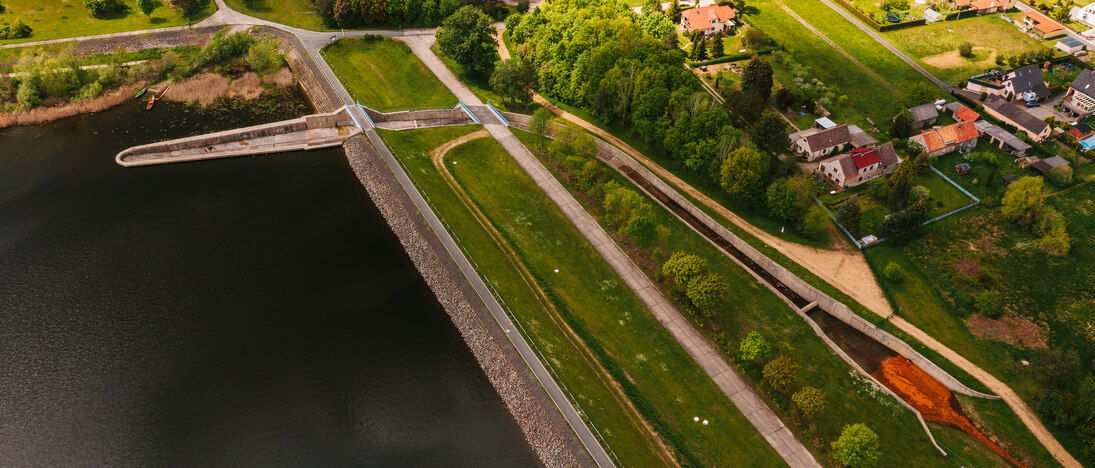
[362, 104, 470, 123]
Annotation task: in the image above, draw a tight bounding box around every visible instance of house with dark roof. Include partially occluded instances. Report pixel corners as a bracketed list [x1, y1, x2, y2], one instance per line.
[982, 95, 1051, 142]
[974, 120, 1032, 156]
[1023, 10, 1066, 39]
[943, 102, 981, 122]
[909, 103, 939, 130]
[680, 5, 736, 36]
[964, 65, 1050, 102]
[1030, 155, 1070, 174]
[791, 124, 853, 161]
[1068, 122, 1094, 140]
[1063, 69, 1095, 118]
[908, 121, 980, 156]
[817, 143, 901, 189]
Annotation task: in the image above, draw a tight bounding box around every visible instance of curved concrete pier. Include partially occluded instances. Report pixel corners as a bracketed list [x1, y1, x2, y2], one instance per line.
[115, 107, 360, 167]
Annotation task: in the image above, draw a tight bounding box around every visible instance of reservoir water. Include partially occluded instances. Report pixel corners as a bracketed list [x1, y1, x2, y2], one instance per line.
[0, 94, 539, 466]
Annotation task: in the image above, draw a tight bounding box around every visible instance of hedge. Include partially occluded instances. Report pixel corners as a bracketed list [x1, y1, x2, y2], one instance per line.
[688, 46, 781, 67]
[943, 9, 980, 20]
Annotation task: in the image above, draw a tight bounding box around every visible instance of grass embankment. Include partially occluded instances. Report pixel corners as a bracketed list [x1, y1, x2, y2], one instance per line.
[0, 0, 215, 46]
[429, 42, 538, 113]
[223, 0, 330, 31]
[380, 126, 783, 467]
[884, 16, 1058, 84]
[508, 127, 1018, 466]
[322, 36, 456, 112]
[864, 182, 1095, 465]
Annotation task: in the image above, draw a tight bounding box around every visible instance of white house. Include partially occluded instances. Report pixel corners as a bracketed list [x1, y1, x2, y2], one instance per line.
[1071, 2, 1095, 29]
[680, 5, 737, 36]
[817, 143, 901, 190]
[1064, 68, 1095, 118]
[791, 124, 854, 161]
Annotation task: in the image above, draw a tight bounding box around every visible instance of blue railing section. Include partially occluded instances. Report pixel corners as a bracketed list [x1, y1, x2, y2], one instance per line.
[458, 101, 480, 124]
[356, 100, 376, 128]
[486, 101, 509, 126]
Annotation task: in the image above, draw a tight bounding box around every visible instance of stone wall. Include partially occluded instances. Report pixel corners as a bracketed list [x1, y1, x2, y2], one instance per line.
[361, 104, 471, 124]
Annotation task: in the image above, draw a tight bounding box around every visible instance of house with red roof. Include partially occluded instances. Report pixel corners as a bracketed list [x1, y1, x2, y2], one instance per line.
[955, 0, 1015, 13]
[908, 121, 980, 157]
[818, 143, 901, 189]
[680, 5, 737, 36]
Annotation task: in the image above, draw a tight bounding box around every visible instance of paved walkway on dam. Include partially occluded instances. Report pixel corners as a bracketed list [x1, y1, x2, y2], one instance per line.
[401, 33, 820, 468]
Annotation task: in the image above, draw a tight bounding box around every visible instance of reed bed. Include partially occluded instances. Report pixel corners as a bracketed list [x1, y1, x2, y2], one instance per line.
[228, 72, 263, 100]
[262, 68, 294, 87]
[163, 73, 229, 107]
[0, 84, 142, 129]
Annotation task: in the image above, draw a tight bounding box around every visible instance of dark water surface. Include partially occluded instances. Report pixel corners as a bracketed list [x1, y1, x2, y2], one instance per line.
[0, 96, 538, 466]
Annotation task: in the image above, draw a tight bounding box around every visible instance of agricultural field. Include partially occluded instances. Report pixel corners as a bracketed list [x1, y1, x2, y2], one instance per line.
[323, 36, 456, 112]
[865, 181, 1095, 465]
[223, 0, 329, 30]
[381, 126, 786, 467]
[0, 0, 215, 45]
[884, 16, 1060, 84]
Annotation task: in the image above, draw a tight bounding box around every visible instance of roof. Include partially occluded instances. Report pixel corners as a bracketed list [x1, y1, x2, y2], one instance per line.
[971, 0, 1001, 9]
[944, 102, 965, 113]
[848, 125, 879, 147]
[910, 103, 939, 123]
[682, 5, 736, 30]
[984, 95, 1050, 135]
[1008, 64, 1050, 100]
[977, 121, 1032, 152]
[876, 141, 900, 166]
[918, 121, 980, 152]
[955, 89, 984, 101]
[820, 153, 858, 179]
[1024, 10, 1065, 34]
[1059, 36, 1083, 47]
[1070, 69, 1095, 96]
[955, 106, 981, 122]
[1075, 122, 1094, 134]
[849, 147, 881, 169]
[1002, 174, 1019, 185]
[815, 117, 837, 129]
[1031, 156, 1069, 174]
[802, 124, 852, 151]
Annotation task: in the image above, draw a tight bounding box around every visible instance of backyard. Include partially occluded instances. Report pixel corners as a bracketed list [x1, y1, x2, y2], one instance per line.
[0, 0, 214, 45]
[323, 36, 456, 112]
[820, 168, 976, 237]
[884, 16, 1060, 84]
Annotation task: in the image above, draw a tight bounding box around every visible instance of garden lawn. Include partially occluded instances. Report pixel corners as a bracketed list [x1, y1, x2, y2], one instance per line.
[864, 182, 1095, 464]
[223, 0, 329, 31]
[914, 170, 976, 218]
[381, 127, 784, 467]
[0, 0, 215, 45]
[884, 16, 1058, 84]
[510, 128, 1013, 466]
[323, 37, 456, 112]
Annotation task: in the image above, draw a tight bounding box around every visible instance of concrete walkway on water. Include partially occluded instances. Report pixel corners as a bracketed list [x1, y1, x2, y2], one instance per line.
[400, 33, 820, 468]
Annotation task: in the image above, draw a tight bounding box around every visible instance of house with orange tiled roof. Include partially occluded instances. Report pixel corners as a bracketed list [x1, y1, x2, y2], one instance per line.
[955, 0, 1015, 13]
[680, 5, 737, 36]
[1023, 10, 1066, 39]
[908, 121, 980, 157]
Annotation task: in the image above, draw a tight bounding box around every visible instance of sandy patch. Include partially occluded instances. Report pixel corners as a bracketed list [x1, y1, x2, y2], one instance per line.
[922, 47, 997, 69]
[966, 314, 1047, 348]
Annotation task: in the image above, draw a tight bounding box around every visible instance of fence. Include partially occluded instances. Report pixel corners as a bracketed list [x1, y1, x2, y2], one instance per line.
[687, 46, 781, 68]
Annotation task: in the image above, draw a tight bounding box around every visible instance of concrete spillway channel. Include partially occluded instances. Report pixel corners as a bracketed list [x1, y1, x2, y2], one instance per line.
[503, 112, 1002, 458]
[115, 107, 360, 167]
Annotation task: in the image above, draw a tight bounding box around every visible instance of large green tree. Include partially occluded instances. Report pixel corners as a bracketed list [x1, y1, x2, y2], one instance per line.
[750, 112, 787, 153]
[173, 0, 210, 27]
[719, 147, 771, 205]
[741, 56, 774, 101]
[1001, 176, 1044, 228]
[489, 58, 532, 104]
[137, 0, 157, 20]
[436, 5, 498, 75]
[831, 424, 881, 467]
[662, 252, 708, 290]
[686, 273, 728, 312]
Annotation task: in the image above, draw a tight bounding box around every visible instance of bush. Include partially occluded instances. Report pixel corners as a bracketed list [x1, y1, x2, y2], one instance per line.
[958, 42, 973, 58]
[882, 262, 904, 283]
[792, 386, 827, 419]
[0, 19, 32, 40]
[974, 291, 1003, 318]
[84, 0, 125, 17]
[75, 80, 104, 101]
[188, 32, 255, 73]
[762, 355, 798, 392]
[832, 424, 881, 467]
[246, 42, 280, 75]
[910, 185, 930, 202]
[739, 331, 770, 362]
[1046, 164, 1074, 187]
[16, 80, 40, 108]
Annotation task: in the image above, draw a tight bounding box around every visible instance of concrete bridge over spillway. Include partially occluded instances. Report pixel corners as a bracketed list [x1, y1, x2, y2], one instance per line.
[115, 106, 361, 167]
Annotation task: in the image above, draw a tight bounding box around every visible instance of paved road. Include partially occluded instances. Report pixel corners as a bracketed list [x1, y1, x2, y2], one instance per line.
[402, 33, 820, 468]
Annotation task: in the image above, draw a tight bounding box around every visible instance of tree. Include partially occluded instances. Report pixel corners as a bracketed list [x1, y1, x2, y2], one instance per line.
[662, 252, 708, 290]
[767, 177, 800, 224]
[763, 356, 798, 391]
[799, 206, 829, 237]
[84, 0, 124, 17]
[741, 56, 773, 101]
[1001, 176, 1044, 228]
[623, 212, 659, 247]
[793, 386, 827, 419]
[668, 0, 681, 18]
[490, 58, 531, 104]
[742, 28, 772, 49]
[739, 331, 770, 361]
[831, 424, 881, 467]
[836, 196, 862, 237]
[719, 147, 770, 205]
[333, 0, 356, 27]
[16, 80, 40, 108]
[1046, 164, 1074, 187]
[958, 41, 973, 57]
[661, 31, 680, 50]
[686, 273, 728, 312]
[435, 6, 498, 75]
[639, 11, 676, 38]
[890, 109, 912, 137]
[137, 0, 157, 20]
[750, 113, 787, 153]
[691, 37, 708, 61]
[246, 42, 279, 75]
[974, 291, 1003, 318]
[883, 262, 904, 283]
[173, 0, 210, 27]
[528, 107, 552, 148]
[710, 35, 724, 58]
[910, 185, 930, 202]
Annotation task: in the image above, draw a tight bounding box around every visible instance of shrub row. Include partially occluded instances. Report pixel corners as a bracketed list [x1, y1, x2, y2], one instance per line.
[688, 46, 780, 68]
